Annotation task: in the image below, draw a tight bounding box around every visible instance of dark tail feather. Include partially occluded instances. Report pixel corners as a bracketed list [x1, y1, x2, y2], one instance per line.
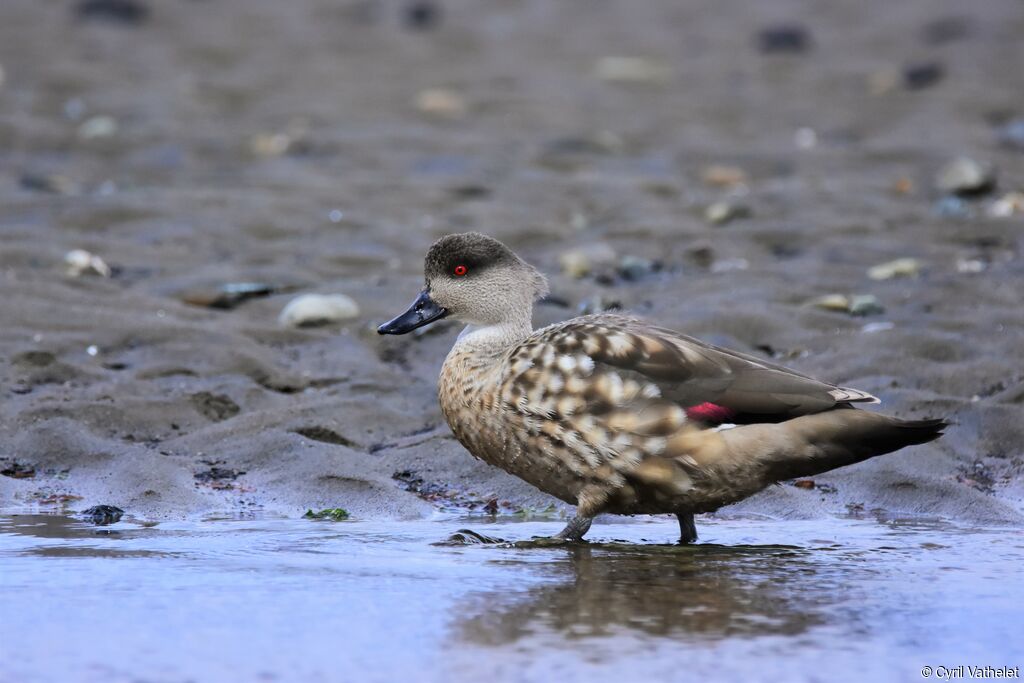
[725, 411, 947, 483]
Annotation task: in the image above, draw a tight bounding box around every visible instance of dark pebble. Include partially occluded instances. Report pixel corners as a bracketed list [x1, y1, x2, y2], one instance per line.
[81, 505, 124, 525]
[996, 118, 1024, 152]
[194, 467, 245, 483]
[180, 282, 277, 309]
[403, 1, 440, 30]
[0, 462, 36, 479]
[756, 24, 812, 54]
[75, 0, 149, 25]
[904, 62, 945, 90]
[921, 16, 972, 45]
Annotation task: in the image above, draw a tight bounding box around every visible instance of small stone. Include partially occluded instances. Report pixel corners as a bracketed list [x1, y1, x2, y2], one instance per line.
[617, 255, 659, 281]
[249, 132, 292, 157]
[996, 118, 1024, 151]
[810, 294, 851, 312]
[848, 295, 885, 317]
[956, 257, 987, 274]
[986, 192, 1024, 218]
[892, 177, 914, 195]
[64, 249, 112, 278]
[595, 56, 672, 84]
[867, 68, 901, 96]
[935, 157, 996, 197]
[77, 115, 117, 140]
[81, 505, 124, 525]
[933, 195, 973, 218]
[903, 62, 945, 90]
[20, 173, 79, 195]
[867, 257, 922, 281]
[793, 479, 816, 489]
[861, 321, 895, 334]
[278, 293, 360, 327]
[181, 282, 276, 309]
[701, 164, 748, 188]
[0, 462, 35, 479]
[709, 258, 749, 274]
[794, 127, 817, 150]
[414, 88, 467, 119]
[756, 24, 812, 54]
[922, 16, 972, 45]
[576, 296, 622, 316]
[559, 243, 617, 278]
[402, 1, 439, 30]
[704, 200, 751, 225]
[75, 0, 148, 25]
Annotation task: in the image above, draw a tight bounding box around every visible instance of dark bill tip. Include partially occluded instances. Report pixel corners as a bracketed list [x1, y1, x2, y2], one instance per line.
[377, 289, 449, 335]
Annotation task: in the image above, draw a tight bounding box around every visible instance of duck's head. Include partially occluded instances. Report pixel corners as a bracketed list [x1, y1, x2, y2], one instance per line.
[377, 232, 548, 335]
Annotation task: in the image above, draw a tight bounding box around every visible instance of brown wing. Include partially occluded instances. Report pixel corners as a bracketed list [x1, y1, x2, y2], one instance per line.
[518, 314, 876, 422]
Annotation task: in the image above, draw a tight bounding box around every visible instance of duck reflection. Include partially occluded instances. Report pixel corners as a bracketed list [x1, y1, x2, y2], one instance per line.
[458, 542, 838, 644]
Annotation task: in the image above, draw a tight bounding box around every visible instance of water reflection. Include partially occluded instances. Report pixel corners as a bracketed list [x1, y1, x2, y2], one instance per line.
[459, 542, 843, 644]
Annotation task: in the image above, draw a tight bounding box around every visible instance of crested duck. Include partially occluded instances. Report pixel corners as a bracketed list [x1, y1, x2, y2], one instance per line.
[378, 233, 945, 543]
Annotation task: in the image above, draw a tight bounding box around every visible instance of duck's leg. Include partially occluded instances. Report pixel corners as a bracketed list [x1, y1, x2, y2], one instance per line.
[552, 515, 593, 541]
[676, 512, 698, 544]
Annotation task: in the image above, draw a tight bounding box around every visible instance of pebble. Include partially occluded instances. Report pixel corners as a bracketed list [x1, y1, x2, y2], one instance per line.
[794, 127, 817, 150]
[867, 257, 922, 281]
[849, 295, 885, 317]
[956, 258, 987, 274]
[249, 132, 293, 157]
[809, 294, 884, 316]
[903, 62, 945, 90]
[861, 322, 895, 334]
[75, 0, 149, 25]
[402, 1, 440, 30]
[701, 164, 748, 188]
[935, 157, 996, 196]
[986, 192, 1024, 218]
[595, 56, 672, 84]
[558, 243, 617, 279]
[617, 255, 659, 281]
[810, 294, 851, 312]
[20, 173, 79, 195]
[64, 249, 112, 277]
[709, 258, 749, 274]
[81, 505, 124, 525]
[181, 282, 277, 309]
[576, 296, 622, 316]
[278, 293, 360, 327]
[756, 24, 812, 54]
[996, 118, 1024, 151]
[932, 195, 973, 219]
[922, 16, 971, 45]
[704, 200, 751, 225]
[414, 88, 467, 119]
[77, 115, 117, 140]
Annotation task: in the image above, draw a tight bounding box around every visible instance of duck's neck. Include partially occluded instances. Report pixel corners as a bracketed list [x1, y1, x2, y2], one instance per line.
[451, 318, 533, 357]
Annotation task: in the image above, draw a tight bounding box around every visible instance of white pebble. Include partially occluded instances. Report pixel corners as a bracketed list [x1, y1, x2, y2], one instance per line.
[77, 115, 118, 140]
[278, 293, 360, 328]
[64, 249, 112, 278]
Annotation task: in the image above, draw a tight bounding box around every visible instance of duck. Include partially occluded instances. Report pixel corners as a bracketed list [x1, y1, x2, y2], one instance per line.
[378, 232, 945, 543]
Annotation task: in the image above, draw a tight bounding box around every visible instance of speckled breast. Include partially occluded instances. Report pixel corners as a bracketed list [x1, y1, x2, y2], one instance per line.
[437, 349, 584, 505]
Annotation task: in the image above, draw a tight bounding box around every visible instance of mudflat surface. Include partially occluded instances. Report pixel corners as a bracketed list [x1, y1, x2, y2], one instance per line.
[1, 0, 1023, 525]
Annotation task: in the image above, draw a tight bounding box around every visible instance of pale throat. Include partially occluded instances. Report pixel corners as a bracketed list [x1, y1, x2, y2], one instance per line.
[453, 316, 533, 353]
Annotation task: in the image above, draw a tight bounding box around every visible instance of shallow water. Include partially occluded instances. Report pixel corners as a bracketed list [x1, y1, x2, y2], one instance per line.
[1, 513, 1022, 683]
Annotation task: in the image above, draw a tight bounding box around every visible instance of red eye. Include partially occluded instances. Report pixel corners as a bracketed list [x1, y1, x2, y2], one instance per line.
[453, 264, 468, 277]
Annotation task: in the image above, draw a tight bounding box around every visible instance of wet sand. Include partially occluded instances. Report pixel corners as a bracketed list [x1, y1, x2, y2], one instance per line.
[1, 0, 1023, 526]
